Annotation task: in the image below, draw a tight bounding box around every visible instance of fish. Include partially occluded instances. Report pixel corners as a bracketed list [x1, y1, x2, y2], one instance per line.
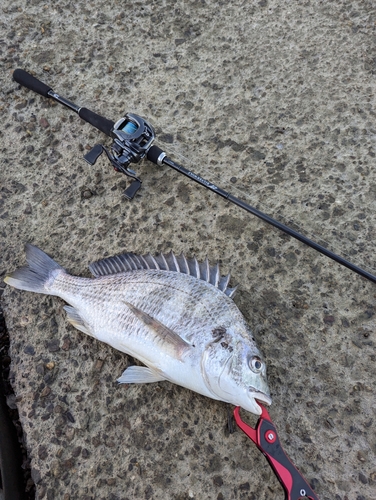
[4, 244, 271, 415]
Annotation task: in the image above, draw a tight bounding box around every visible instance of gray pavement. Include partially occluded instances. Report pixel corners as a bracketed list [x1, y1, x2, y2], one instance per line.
[1, 1, 375, 499]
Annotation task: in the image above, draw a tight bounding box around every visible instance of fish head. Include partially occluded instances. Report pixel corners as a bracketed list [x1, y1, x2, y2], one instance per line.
[229, 340, 271, 415]
[202, 330, 271, 416]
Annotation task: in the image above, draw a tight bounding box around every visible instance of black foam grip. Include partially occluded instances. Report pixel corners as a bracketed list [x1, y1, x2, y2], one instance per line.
[13, 69, 53, 97]
[147, 145, 165, 164]
[78, 108, 114, 137]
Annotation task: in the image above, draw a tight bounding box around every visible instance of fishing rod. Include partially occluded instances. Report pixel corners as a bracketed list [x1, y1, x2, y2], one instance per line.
[12, 68, 376, 285]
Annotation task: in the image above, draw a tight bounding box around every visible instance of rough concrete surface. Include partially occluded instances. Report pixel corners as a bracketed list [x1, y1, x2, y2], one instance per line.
[1, 1, 376, 499]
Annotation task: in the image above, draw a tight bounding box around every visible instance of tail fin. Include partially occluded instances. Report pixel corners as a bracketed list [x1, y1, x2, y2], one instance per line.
[4, 244, 65, 294]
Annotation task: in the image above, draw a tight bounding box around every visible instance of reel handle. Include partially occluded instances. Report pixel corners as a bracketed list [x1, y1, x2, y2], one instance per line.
[13, 68, 114, 137]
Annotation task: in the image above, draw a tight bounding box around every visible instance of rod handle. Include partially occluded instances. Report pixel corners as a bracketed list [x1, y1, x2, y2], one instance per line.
[78, 108, 115, 137]
[147, 145, 165, 164]
[13, 68, 53, 98]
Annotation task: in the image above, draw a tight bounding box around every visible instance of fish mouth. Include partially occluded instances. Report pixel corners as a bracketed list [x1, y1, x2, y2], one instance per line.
[249, 387, 272, 408]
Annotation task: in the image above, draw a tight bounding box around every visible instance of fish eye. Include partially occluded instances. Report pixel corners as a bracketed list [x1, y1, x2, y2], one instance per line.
[248, 356, 263, 373]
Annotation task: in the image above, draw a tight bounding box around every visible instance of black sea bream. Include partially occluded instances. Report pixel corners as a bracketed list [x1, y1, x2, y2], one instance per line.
[5, 244, 271, 415]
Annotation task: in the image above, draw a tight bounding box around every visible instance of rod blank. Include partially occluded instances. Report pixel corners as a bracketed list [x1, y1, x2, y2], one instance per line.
[159, 155, 376, 284]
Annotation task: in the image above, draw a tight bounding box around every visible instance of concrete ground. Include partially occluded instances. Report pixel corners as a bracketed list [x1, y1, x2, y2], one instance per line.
[1, 1, 375, 499]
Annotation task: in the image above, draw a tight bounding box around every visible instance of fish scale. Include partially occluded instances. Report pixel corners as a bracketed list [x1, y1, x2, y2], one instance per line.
[5, 244, 271, 415]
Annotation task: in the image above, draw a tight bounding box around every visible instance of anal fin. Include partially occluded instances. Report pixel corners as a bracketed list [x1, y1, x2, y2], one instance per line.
[64, 306, 93, 337]
[117, 366, 166, 384]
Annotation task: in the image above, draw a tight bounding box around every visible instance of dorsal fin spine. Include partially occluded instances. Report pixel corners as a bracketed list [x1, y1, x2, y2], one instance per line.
[160, 253, 169, 270]
[219, 273, 231, 291]
[205, 258, 210, 282]
[227, 285, 239, 298]
[133, 255, 144, 269]
[89, 252, 237, 298]
[113, 256, 124, 272]
[139, 255, 151, 269]
[103, 261, 113, 275]
[194, 257, 200, 279]
[172, 252, 180, 272]
[130, 255, 140, 270]
[181, 254, 190, 275]
[125, 256, 135, 270]
[213, 263, 220, 287]
[149, 254, 160, 270]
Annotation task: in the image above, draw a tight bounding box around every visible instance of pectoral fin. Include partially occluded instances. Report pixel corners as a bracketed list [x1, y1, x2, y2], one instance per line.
[117, 366, 166, 384]
[124, 301, 191, 359]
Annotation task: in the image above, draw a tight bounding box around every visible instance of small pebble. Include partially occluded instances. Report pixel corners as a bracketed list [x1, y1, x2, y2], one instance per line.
[61, 338, 71, 351]
[82, 189, 93, 199]
[72, 446, 81, 458]
[323, 315, 335, 325]
[213, 475, 223, 486]
[66, 411, 75, 423]
[357, 451, 367, 462]
[40, 386, 51, 398]
[239, 482, 250, 491]
[24, 345, 35, 355]
[93, 359, 104, 372]
[15, 101, 27, 109]
[47, 339, 60, 352]
[20, 316, 30, 326]
[39, 117, 50, 128]
[326, 417, 335, 428]
[38, 486, 47, 498]
[358, 472, 368, 484]
[62, 458, 75, 470]
[65, 427, 75, 442]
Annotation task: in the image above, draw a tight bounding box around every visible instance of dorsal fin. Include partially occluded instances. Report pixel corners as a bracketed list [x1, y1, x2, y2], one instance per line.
[89, 251, 238, 298]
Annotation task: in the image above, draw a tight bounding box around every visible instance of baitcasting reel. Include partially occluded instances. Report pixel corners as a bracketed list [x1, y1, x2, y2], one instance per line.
[84, 113, 156, 199]
[12, 68, 158, 199]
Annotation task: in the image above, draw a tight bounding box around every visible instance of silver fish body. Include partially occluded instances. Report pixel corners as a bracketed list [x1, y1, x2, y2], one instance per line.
[5, 245, 271, 415]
